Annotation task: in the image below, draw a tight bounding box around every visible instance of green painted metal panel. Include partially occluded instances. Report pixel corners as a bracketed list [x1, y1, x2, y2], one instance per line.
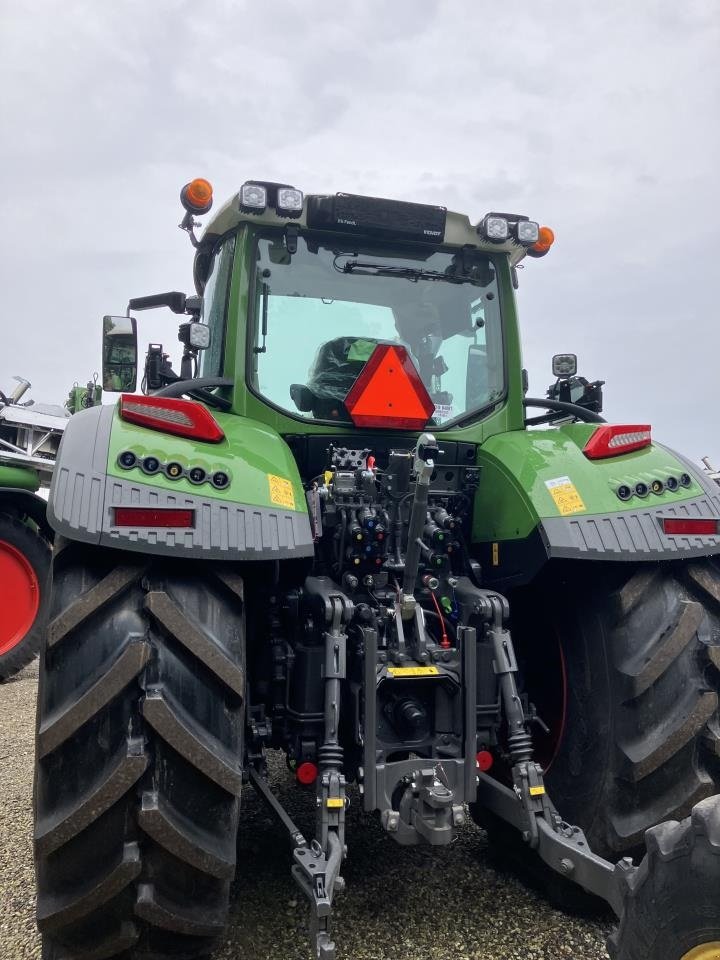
[472, 424, 703, 542]
[106, 407, 307, 514]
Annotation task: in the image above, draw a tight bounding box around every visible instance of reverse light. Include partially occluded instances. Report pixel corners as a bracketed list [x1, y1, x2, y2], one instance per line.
[662, 518, 719, 536]
[180, 178, 213, 215]
[113, 507, 195, 528]
[481, 215, 509, 242]
[583, 424, 651, 460]
[344, 344, 435, 430]
[119, 394, 224, 443]
[277, 187, 304, 218]
[239, 182, 267, 213]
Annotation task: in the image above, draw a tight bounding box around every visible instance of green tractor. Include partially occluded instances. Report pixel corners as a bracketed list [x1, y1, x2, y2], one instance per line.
[35, 178, 720, 960]
[0, 375, 101, 679]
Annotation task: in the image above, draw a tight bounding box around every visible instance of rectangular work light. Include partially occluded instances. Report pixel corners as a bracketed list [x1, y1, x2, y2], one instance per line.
[515, 220, 540, 245]
[239, 182, 268, 213]
[481, 215, 509, 242]
[277, 187, 304, 218]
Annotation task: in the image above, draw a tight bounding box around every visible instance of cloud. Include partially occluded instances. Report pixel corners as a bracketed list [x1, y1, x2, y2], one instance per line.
[1, 0, 718, 460]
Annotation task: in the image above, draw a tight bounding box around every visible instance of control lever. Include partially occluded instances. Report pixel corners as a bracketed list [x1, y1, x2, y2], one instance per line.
[401, 433, 438, 600]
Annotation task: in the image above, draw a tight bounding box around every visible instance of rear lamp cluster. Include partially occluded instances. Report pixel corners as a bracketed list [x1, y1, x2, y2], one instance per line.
[239, 181, 304, 218]
[117, 451, 229, 490]
[583, 425, 652, 460]
[616, 473, 691, 501]
[119, 395, 224, 444]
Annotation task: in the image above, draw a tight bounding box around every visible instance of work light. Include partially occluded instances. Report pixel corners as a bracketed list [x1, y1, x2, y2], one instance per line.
[277, 187, 304, 218]
[239, 182, 268, 213]
[482, 215, 509, 242]
[516, 220, 540, 245]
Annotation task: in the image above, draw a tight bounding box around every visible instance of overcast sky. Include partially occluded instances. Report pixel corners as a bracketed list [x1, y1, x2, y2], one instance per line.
[1, 0, 719, 463]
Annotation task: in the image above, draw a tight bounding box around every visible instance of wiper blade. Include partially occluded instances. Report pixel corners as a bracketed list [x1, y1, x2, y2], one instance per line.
[338, 260, 476, 284]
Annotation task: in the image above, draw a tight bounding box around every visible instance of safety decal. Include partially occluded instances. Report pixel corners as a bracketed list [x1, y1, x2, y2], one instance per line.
[545, 476, 586, 516]
[387, 665, 440, 677]
[268, 474, 296, 510]
[433, 403, 454, 422]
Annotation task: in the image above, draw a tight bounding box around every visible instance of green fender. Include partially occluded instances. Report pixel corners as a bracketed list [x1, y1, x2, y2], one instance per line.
[471, 423, 720, 585]
[49, 403, 314, 560]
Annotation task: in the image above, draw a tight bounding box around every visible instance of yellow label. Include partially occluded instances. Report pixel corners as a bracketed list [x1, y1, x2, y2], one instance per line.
[529, 785, 546, 797]
[545, 476, 586, 516]
[492, 542, 499, 566]
[326, 797, 344, 809]
[268, 474, 295, 510]
[387, 665, 440, 677]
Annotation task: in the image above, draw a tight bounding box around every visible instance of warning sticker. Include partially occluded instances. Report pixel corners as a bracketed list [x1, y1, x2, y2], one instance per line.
[545, 476, 586, 516]
[387, 665, 440, 677]
[433, 403, 454, 423]
[268, 474, 296, 510]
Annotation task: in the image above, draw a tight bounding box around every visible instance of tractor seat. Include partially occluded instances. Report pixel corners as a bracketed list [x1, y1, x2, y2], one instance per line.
[290, 336, 381, 420]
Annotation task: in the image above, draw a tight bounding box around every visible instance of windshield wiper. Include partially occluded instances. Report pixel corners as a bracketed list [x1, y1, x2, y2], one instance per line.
[337, 259, 477, 285]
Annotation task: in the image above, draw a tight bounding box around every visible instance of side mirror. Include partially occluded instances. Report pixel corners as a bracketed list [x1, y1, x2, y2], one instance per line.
[102, 316, 138, 392]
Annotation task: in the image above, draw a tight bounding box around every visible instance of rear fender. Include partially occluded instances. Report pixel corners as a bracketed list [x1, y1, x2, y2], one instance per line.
[48, 402, 314, 560]
[473, 423, 720, 585]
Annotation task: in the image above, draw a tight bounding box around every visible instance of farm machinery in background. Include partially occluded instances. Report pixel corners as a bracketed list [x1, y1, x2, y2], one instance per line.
[0, 374, 101, 679]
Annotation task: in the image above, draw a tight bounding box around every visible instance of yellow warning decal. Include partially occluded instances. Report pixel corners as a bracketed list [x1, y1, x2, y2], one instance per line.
[268, 474, 296, 510]
[529, 785, 546, 797]
[387, 665, 440, 677]
[545, 476, 586, 516]
[326, 798, 344, 809]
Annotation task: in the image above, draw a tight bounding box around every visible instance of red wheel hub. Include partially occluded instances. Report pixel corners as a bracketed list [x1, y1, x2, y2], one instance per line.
[0, 540, 40, 655]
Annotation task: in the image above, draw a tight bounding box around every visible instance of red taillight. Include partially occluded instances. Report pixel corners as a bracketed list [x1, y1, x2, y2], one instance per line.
[583, 424, 651, 460]
[296, 761, 318, 786]
[119, 394, 224, 443]
[344, 344, 435, 430]
[476, 750, 494, 772]
[662, 518, 719, 536]
[113, 508, 195, 528]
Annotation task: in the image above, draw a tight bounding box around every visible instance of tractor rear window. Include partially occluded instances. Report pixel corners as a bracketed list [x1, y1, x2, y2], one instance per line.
[249, 235, 504, 428]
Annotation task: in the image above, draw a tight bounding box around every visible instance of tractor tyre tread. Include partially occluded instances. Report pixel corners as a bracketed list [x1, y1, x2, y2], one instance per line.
[607, 794, 720, 960]
[604, 560, 720, 855]
[35, 542, 245, 960]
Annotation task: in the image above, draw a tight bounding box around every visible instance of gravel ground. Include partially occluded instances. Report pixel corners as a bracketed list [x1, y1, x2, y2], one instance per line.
[0, 666, 612, 960]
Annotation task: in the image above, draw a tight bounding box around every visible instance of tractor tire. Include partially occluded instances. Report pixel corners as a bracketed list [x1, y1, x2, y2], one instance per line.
[515, 560, 720, 863]
[0, 512, 51, 680]
[607, 794, 720, 960]
[34, 540, 246, 960]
